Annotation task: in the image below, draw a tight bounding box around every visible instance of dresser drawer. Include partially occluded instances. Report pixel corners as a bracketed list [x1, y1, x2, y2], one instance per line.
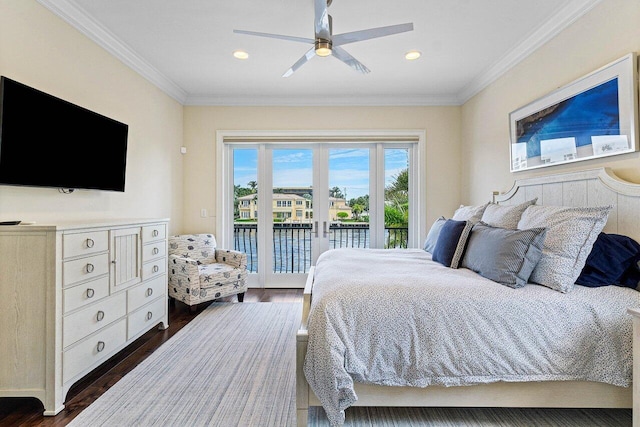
[63, 253, 109, 288]
[142, 258, 166, 280]
[128, 275, 167, 313]
[143, 241, 166, 262]
[63, 318, 127, 383]
[63, 276, 110, 314]
[63, 293, 127, 348]
[142, 224, 166, 244]
[63, 230, 109, 259]
[128, 297, 166, 339]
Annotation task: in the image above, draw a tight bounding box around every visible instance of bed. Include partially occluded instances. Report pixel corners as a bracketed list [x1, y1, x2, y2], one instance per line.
[296, 167, 640, 427]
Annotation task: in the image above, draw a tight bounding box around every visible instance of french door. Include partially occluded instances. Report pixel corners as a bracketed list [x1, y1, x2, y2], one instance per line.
[217, 131, 425, 288]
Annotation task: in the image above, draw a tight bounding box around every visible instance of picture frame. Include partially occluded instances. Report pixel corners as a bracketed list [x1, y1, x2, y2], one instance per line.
[509, 53, 638, 172]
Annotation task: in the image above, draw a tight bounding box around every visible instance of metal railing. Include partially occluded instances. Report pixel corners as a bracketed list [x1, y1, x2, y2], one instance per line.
[234, 222, 408, 273]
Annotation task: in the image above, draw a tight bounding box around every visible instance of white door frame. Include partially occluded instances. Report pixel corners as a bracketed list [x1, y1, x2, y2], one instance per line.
[216, 130, 426, 288]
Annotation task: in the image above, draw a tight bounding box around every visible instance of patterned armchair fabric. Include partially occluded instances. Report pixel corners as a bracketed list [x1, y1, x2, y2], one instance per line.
[168, 234, 248, 308]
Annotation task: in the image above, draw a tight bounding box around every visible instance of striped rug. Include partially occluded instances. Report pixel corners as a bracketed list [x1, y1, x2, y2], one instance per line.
[68, 301, 631, 427]
[68, 302, 301, 427]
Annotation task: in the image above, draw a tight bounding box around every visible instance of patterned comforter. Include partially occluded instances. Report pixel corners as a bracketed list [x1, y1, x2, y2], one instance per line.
[303, 248, 640, 426]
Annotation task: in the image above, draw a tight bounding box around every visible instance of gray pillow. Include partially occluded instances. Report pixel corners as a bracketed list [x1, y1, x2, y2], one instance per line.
[461, 222, 547, 288]
[517, 205, 612, 293]
[481, 198, 537, 229]
[424, 216, 446, 253]
[451, 202, 489, 222]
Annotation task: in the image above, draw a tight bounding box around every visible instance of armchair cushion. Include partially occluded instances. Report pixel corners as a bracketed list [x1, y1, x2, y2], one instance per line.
[215, 249, 248, 269]
[168, 234, 217, 264]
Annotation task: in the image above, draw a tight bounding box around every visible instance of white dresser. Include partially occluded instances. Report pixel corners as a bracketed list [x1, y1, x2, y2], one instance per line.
[0, 218, 169, 415]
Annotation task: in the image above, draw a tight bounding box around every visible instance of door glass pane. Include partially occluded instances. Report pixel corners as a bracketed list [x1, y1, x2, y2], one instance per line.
[385, 148, 409, 248]
[233, 148, 258, 272]
[328, 148, 370, 249]
[272, 149, 313, 273]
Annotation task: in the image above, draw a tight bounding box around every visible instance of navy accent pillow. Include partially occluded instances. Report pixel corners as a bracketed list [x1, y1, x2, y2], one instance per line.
[432, 219, 472, 268]
[576, 233, 640, 288]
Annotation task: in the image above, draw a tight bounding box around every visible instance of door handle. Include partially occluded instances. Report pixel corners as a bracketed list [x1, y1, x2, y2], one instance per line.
[314, 221, 319, 238]
[323, 221, 328, 238]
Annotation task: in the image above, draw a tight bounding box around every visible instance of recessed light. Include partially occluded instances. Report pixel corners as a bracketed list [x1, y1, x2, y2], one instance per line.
[233, 50, 249, 60]
[405, 50, 421, 61]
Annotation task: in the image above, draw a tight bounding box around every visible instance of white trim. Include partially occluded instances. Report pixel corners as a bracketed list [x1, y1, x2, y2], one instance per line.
[36, 0, 187, 104]
[458, 0, 603, 103]
[216, 130, 426, 287]
[184, 94, 461, 107]
[37, 0, 601, 107]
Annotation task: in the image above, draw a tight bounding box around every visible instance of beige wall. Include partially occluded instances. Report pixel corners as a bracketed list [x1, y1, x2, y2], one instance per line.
[461, 0, 640, 205]
[183, 106, 461, 237]
[0, 1, 184, 233]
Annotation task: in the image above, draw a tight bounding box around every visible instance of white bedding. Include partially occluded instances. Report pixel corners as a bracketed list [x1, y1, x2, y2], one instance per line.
[303, 248, 640, 426]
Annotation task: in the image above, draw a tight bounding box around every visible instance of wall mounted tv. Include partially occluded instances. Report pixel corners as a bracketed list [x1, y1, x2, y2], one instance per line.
[0, 76, 128, 192]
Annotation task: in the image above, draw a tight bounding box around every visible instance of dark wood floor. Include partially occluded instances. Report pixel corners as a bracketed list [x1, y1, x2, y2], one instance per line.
[0, 289, 303, 427]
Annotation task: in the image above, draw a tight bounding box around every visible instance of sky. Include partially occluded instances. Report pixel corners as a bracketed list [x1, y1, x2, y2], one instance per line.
[233, 148, 408, 199]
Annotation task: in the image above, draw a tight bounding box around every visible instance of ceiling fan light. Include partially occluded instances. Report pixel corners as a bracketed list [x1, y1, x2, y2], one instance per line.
[405, 50, 421, 61]
[233, 50, 249, 60]
[315, 40, 332, 57]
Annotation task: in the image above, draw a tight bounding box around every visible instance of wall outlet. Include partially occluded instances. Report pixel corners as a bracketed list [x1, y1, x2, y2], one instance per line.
[200, 209, 207, 218]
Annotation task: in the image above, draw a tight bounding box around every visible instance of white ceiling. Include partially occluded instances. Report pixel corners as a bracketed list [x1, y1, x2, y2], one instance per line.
[37, 0, 602, 106]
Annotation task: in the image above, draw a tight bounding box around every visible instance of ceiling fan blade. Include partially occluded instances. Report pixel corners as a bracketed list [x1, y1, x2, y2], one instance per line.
[332, 23, 414, 46]
[331, 46, 370, 74]
[314, 0, 331, 40]
[233, 29, 314, 44]
[282, 47, 317, 78]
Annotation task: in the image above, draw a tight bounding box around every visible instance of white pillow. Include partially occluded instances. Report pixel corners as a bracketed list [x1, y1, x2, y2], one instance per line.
[452, 202, 489, 222]
[481, 198, 537, 229]
[517, 205, 612, 293]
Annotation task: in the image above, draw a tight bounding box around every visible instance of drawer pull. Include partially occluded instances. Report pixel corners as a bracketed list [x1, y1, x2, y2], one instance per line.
[152, 265, 159, 273]
[86, 288, 95, 298]
[86, 238, 95, 248]
[96, 310, 105, 322]
[146, 287, 154, 297]
[146, 311, 153, 321]
[152, 247, 159, 255]
[96, 341, 105, 352]
[86, 263, 95, 273]
[152, 229, 159, 237]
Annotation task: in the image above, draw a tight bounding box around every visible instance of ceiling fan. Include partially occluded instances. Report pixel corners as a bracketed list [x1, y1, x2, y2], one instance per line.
[233, 0, 414, 77]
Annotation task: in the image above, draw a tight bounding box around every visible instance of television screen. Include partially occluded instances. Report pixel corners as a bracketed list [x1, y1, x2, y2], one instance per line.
[0, 76, 128, 192]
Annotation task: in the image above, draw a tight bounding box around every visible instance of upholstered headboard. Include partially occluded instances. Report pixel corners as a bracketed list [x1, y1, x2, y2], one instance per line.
[494, 167, 640, 242]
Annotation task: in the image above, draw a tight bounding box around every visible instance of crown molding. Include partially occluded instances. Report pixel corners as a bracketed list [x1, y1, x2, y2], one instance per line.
[184, 94, 462, 107]
[457, 0, 603, 104]
[36, 0, 601, 107]
[36, 0, 188, 104]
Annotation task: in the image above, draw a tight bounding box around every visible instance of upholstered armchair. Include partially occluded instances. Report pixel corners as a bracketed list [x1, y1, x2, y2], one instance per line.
[168, 234, 248, 311]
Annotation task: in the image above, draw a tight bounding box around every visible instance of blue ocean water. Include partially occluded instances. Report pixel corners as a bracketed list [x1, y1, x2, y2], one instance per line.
[517, 78, 620, 158]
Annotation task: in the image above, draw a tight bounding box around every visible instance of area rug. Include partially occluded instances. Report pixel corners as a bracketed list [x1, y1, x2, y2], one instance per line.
[68, 302, 301, 427]
[68, 301, 631, 427]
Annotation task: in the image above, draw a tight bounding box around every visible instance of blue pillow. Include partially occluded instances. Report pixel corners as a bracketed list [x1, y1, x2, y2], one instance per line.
[424, 216, 446, 253]
[576, 233, 640, 288]
[432, 219, 473, 268]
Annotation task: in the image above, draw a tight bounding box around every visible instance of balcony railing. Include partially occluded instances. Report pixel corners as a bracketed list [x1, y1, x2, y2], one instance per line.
[234, 222, 408, 273]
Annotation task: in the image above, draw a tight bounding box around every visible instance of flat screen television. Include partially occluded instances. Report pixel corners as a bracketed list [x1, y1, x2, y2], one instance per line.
[0, 76, 128, 192]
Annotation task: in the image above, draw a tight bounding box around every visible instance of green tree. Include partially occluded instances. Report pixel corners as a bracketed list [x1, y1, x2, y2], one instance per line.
[329, 186, 344, 199]
[385, 169, 408, 226]
[351, 203, 364, 220]
[384, 205, 404, 226]
[336, 211, 349, 221]
[348, 195, 369, 212]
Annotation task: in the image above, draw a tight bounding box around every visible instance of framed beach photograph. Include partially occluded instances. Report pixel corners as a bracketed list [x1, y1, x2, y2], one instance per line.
[509, 53, 638, 172]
